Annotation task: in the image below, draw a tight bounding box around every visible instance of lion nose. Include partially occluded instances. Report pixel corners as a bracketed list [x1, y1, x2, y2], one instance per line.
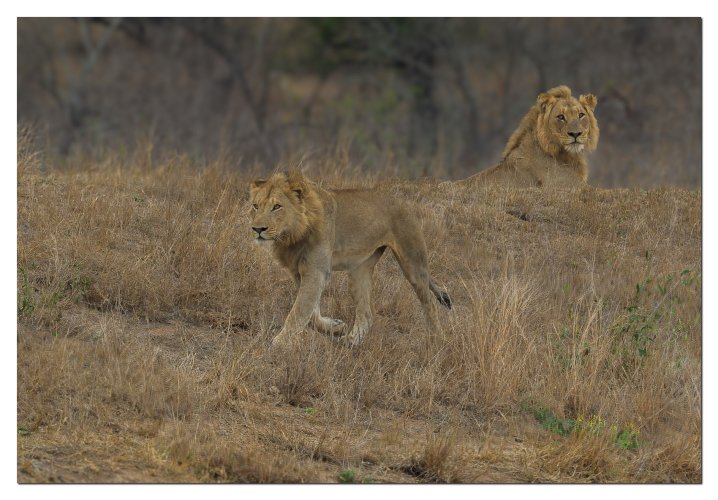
[252, 226, 267, 235]
[568, 131, 582, 139]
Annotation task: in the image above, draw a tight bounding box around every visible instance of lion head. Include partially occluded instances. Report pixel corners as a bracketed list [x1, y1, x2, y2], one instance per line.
[535, 85, 599, 157]
[249, 171, 321, 246]
[503, 85, 599, 160]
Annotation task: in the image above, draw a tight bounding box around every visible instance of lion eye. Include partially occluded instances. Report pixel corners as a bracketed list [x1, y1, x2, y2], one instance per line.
[252, 203, 258, 210]
[557, 114, 566, 121]
[272, 204, 282, 211]
[579, 112, 585, 119]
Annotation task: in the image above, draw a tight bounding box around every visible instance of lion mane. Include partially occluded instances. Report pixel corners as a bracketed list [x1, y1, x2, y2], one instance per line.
[249, 170, 451, 348]
[460, 85, 599, 188]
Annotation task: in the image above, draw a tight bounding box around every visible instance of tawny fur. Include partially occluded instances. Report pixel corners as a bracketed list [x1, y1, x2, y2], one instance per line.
[249, 171, 451, 348]
[459, 85, 599, 188]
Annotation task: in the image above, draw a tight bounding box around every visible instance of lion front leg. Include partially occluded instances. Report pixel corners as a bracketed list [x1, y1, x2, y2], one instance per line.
[272, 268, 328, 349]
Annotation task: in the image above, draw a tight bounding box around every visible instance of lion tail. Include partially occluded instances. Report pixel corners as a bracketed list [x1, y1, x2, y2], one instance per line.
[430, 281, 452, 310]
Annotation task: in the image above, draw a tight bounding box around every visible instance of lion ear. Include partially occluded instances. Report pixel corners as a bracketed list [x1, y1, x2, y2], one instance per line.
[291, 185, 304, 200]
[251, 178, 267, 189]
[579, 93, 598, 111]
[537, 92, 557, 112]
[286, 170, 306, 201]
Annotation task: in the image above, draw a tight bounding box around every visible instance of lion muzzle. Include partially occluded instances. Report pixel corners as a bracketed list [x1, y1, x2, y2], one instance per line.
[252, 226, 269, 239]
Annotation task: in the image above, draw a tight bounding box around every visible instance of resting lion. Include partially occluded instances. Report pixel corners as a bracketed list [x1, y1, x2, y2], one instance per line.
[249, 171, 451, 348]
[459, 85, 599, 188]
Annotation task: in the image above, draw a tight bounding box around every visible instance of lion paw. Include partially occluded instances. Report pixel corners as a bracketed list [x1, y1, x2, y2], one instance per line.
[270, 332, 294, 350]
[315, 316, 346, 335]
[343, 329, 366, 348]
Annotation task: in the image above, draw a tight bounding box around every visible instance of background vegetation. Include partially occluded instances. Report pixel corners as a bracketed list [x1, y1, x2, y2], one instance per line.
[18, 18, 701, 186]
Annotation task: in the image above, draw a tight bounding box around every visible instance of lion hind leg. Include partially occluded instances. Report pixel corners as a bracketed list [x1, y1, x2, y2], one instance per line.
[345, 247, 384, 347]
[390, 244, 443, 338]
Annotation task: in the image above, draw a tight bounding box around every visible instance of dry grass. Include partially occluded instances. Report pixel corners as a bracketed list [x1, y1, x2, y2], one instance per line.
[17, 135, 701, 483]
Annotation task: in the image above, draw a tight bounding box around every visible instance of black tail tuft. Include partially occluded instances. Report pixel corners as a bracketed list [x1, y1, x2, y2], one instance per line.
[437, 291, 452, 310]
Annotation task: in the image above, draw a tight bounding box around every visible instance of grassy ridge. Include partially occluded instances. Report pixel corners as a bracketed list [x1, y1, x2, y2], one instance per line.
[17, 142, 701, 483]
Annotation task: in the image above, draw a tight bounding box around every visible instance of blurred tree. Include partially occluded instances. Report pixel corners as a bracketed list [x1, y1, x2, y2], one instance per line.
[25, 18, 121, 153]
[297, 18, 447, 161]
[179, 18, 276, 159]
